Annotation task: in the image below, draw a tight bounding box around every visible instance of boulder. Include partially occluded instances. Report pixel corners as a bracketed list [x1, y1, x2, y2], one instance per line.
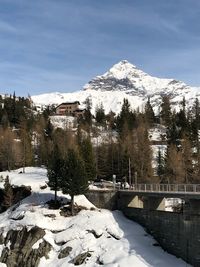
[72, 251, 92, 265]
[58, 246, 72, 259]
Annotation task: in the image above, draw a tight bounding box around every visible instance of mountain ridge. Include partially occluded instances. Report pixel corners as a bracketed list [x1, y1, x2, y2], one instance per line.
[31, 60, 200, 114]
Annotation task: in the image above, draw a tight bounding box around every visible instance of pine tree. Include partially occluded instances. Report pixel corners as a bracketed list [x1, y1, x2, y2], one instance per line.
[1, 112, 9, 129]
[79, 137, 96, 181]
[160, 95, 172, 126]
[11, 91, 18, 126]
[145, 97, 155, 125]
[3, 176, 14, 209]
[106, 111, 116, 130]
[96, 144, 109, 179]
[19, 120, 34, 172]
[164, 144, 184, 183]
[83, 97, 92, 131]
[61, 149, 88, 215]
[181, 135, 194, 183]
[95, 102, 106, 126]
[106, 141, 120, 179]
[157, 147, 165, 181]
[0, 128, 17, 171]
[116, 98, 136, 135]
[120, 149, 129, 179]
[175, 97, 188, 137]
[47, 144, 63, 204]
[190, 98, 200, 147]
[194, 141, 200, 183]
[34, 115, 48, 165]
[45, 119, 54, 140]
[135, 125, 153, 182]
[167, 118, 180, 146]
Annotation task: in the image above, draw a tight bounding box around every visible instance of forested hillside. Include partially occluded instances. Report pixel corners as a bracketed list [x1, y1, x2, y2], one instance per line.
[0, 93, 200, 185]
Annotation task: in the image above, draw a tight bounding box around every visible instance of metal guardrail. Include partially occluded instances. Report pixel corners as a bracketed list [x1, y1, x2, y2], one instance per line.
[121, 184, 200, 193]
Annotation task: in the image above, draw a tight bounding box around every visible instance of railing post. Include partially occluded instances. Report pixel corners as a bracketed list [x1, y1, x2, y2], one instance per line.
[176, 184, 178, 192]
[193, 184, 196, 193]
[127, 183, 200, 193]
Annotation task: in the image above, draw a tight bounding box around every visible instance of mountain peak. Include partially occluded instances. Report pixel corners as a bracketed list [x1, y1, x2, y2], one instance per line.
[32, 59, 200, 116]
[83, 59, 149, 92]
[106, 60, 145, 80]
[115, 59, 134, 65]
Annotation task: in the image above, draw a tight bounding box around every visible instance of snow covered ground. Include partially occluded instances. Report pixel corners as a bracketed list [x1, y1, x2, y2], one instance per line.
[0, 168, 190, 266]
[50, 115, 77, 130]
[31, 89, 144, 115]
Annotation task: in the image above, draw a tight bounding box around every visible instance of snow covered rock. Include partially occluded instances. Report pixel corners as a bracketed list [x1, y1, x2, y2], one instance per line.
[0, 226, 51, 267]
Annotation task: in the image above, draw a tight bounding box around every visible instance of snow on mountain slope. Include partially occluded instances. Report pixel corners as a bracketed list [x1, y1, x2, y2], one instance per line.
[84, 60, 180, 95]
[31, 60, 200, 114]
[31, 89, 143, 115]
[0, 168, 190, 267]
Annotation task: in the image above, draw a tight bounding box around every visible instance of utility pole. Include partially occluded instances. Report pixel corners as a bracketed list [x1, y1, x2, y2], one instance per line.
[129, 157, 131, 187]
[23, 136, 26, 173]
[135, 171, 137, 188]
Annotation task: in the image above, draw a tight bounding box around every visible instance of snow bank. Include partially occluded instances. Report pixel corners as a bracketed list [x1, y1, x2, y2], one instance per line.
[0, 167, 190, 267]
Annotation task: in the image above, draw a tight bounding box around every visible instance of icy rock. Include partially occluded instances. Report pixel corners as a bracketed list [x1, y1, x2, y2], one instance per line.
[72, 251, 92, 265]
[58, 246, 72, 259]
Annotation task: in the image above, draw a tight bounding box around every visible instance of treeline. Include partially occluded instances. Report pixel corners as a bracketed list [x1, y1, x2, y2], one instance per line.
[0, 93, 200, 185]
[85, 96, 200, 184]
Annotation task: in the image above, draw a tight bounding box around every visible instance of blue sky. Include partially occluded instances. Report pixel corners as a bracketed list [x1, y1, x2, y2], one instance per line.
[0, 0, 200, 96]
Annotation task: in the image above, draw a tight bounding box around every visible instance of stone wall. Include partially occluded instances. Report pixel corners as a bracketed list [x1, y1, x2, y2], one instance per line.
[86, 190, 200, 267]
[85, 190, 117, 210]
[122, 207, 200, 267]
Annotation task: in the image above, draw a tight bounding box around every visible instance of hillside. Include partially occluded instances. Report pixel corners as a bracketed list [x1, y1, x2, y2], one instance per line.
[0, 167, 189, 267]
[31, 60, 200, 114]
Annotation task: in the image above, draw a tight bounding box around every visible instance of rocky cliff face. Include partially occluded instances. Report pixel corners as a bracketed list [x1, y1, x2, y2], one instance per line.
[83, 60, 191, 95]
[0, 226, 51, 267]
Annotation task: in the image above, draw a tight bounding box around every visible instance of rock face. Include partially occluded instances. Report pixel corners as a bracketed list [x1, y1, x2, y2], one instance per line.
[83, 60, 192, 96]
[0, 185, 31, 213]
[0, 226, 51, 267]
[31, 60, 200, 115]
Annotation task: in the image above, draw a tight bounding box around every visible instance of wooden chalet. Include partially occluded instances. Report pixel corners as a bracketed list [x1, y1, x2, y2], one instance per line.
[56, 101, 85, 117]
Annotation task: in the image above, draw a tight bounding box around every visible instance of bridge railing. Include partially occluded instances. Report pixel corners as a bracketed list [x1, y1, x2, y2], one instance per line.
[123, 184, 200, 193]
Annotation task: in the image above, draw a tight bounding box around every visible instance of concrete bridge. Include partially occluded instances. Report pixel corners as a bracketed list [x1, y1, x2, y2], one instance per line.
[118, 188, 200, 215]
[86, 184, 200, 267]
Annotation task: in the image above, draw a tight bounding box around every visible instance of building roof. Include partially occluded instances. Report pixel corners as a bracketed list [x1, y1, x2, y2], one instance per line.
[56, 101, 80, 108]
[74, 108, 85, 112]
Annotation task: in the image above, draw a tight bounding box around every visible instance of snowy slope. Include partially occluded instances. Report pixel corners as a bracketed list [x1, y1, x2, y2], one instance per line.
[31, 89, 143, 115]
[31, 60, 200, 114]
[84, 60, 188, 95]
[0, 168, 190, 267]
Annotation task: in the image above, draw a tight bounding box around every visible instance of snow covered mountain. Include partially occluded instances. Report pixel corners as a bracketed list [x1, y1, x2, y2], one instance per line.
[31, 60, 200, 114]
[84, 60, 188, 95]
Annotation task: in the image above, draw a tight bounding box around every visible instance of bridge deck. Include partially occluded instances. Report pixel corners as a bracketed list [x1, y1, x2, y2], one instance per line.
[119, 189, 200, 199]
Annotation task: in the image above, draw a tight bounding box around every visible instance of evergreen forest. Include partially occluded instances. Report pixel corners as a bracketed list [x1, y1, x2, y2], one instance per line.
[1, 93, 200, 188]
